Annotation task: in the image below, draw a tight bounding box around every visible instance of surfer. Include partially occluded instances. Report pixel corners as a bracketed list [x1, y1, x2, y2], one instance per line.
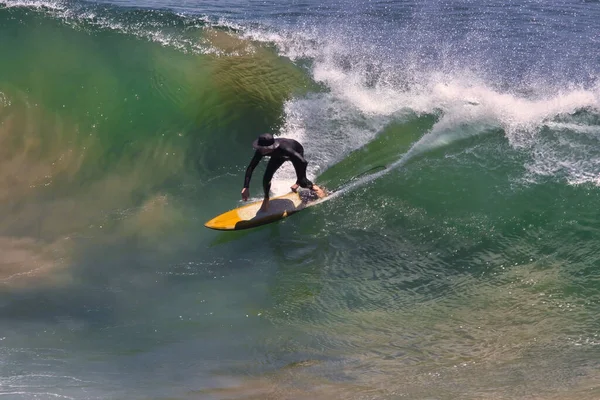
[242, 133, 326, 212]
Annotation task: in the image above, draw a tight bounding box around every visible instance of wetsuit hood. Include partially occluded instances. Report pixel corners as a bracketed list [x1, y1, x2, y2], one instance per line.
[252, 133, 280, 151]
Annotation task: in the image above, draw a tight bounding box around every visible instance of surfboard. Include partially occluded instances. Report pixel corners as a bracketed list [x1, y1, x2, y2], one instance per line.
[205, 190, 324, 231]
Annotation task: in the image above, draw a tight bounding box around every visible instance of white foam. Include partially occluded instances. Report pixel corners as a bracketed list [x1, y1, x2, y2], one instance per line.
[544, 121, 600, 136]
[0, 0, 65, 10]
[274, 45, 599, 190]
[239, 20, 600, 189]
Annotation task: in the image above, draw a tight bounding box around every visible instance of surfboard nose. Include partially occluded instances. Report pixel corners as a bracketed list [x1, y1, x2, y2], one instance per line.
[204, 212, 238, 230]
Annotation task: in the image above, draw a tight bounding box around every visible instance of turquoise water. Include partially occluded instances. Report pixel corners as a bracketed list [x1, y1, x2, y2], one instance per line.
[1, 0, 600, 399]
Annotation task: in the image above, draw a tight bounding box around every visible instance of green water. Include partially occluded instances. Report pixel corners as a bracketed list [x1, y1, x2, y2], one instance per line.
[0, 7, 315, 244]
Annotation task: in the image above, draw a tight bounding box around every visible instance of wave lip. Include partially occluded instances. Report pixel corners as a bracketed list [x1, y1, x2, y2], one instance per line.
[0, 0, 65, 10]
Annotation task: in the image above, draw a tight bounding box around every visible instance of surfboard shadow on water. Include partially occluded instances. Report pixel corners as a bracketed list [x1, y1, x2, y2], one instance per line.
[234, 197, 308, 230]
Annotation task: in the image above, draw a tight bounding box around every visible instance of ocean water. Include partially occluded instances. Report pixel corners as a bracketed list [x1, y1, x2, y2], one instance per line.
[1, 0, 600, 398]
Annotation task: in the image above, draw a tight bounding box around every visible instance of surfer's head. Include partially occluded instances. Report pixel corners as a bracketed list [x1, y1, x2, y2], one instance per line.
[252, 133, 279, 154]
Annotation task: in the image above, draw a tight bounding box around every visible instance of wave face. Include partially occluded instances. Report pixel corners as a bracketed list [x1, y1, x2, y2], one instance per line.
[1, 1, 600, 399]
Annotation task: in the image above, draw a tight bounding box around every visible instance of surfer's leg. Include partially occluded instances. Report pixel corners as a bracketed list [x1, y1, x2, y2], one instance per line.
[260, 158, 285, 211]
[292, 157, 323, 191]
[291, 161, 326, 199]
[291, 155, 312, 189]
[263, 158, 286, 196]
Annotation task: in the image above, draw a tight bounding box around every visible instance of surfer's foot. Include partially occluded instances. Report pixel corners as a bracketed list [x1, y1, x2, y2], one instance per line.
[312, 185, 326, 198]
[290, 183, 299, 193]
[259, 199, 269, 212]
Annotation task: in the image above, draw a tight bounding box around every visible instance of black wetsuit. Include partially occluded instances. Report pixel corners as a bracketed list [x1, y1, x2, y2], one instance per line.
[244, 138, 314, 198]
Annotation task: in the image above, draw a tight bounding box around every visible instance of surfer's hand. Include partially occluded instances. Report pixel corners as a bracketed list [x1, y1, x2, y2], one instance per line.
[290, 183, 299, 193]
[241, 188, 249, 201]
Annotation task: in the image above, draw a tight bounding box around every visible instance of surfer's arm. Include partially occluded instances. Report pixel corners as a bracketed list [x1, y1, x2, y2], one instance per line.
[241, 152, 262, 201]
[243, 151, 262, 188]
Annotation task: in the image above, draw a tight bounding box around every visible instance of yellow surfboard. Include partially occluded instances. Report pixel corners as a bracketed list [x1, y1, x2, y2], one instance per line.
[205, 191, 323, 231]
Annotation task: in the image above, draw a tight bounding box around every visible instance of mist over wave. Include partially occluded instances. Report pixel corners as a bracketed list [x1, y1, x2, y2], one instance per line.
[237, 8, 600, 188]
